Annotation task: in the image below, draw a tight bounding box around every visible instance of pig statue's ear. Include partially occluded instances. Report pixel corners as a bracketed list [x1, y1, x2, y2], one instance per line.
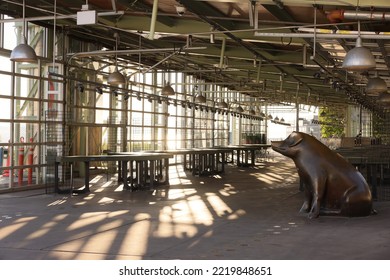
[289, 137, 303, 147]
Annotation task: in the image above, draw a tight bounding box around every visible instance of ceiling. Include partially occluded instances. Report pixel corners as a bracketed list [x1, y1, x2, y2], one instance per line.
[3, 0, 390, 115]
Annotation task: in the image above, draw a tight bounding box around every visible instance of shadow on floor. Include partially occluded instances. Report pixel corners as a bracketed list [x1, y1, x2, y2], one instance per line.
[0, 158, 389, 260]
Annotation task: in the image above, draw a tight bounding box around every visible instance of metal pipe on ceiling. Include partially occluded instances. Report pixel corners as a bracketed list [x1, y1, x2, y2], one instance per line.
[254, 32, 390, 39]
[66, 46, 207, 59]
[149, 0, 159, 40]
[327, 10, 390, 23]
[298, 27, 390, 37]
[219, 38, 226, 69]
[0, 11, 125, 23]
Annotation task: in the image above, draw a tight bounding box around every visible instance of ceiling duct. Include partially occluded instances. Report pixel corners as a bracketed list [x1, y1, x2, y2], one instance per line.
[327, 10, 390, 23]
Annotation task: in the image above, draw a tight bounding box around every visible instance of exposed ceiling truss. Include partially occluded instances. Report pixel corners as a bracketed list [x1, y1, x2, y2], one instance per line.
[2, 0, 390, 115]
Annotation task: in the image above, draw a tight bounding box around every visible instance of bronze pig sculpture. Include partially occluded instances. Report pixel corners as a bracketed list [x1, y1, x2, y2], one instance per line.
[271, 131, 374, 219]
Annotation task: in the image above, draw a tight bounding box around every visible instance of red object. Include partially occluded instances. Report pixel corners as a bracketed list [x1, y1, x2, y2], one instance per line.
[326, 9, 345, 23]
[27, 138, 34, 184]
[18, 137, 25, 186]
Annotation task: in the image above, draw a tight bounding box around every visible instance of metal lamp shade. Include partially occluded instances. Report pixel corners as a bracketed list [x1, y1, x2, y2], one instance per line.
[236, 105, 244, 113]
[366, 77, 387, 96]
[108, 69, 126, 86]
[161, 82, 175, 96]
[195, 93, 207, 103]
[217, 100, 228, 108]
[10, 43, 37, 62]
[377, 93, 390, 104]
[249, 109, 256, 115]
[342, 37, 376, 72]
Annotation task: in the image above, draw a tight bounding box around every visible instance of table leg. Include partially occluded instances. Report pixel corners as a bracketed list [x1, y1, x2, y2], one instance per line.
[54, 161, 59, 193]
[150, 160, 155, 189]
[164, 158, 170, 185]
[122, 160, 130, 190]
[192, 154, 196, 176]
[84, 161, 90, 192]
[118, 160, 122, 182]
[222, 152, 225, 172]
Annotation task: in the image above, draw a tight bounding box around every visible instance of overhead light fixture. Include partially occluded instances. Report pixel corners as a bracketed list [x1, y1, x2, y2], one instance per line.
[194, 86, 206, 103]
[259, 112, 266, 118]
[342, 37, 376, 71]
[77, 4, 97, 25]
[107, 33, 126, 86]
[108, 70, 126, 86]
[10, 0, 37, 62]
[96, 87, 103, 94]
[195, 93, 207, 103]
[216, 100, 228, 109]
[236, 105, 244, 113]
[342, 21, 376, 72]
[377, 93, 390, 104]
[161, 61, 175, 96]
[249, 108, 256, 115]
[161, 81, 175, 96]
[267, 114, 273, 120]
[366, 77, 387, 96]
[274, 116, 280, 122]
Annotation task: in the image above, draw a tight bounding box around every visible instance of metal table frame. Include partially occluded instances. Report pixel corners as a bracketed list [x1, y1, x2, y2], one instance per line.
[55, 153, 173, 193]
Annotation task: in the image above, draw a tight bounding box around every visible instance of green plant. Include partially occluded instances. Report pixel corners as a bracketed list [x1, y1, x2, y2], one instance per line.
[318, 107, 345, 138]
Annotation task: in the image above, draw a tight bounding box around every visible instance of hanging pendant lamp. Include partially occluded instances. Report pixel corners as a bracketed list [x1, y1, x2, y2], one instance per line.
[108, 66, 126, 86]
[236, 105, 244, 113]
[342, 21, 375, 72]
[366, 77, 387, 96]
[161, 81, 175, 96]
[195, 93, 207, 103]
[342, 37, 376, 72]
[217, 100, 228, 109]
[108, 33, 125, 86]
[377, 92, 390, 104]
[195, 86, 206, 102]
[10, 0, 37, 62]
[161, 61, 175, 96]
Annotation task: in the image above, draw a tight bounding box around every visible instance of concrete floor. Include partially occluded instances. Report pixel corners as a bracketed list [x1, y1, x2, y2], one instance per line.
[0, 156, 389, 260]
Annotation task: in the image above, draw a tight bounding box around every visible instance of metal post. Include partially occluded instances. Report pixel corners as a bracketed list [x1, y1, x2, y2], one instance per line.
[295, 83, 300, 132]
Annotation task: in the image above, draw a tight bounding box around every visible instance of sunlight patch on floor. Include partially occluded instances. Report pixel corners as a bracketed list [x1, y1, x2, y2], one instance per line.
[0, 216, 37, 239]
[25, 215, 67, 240]
[206, 192, 233, 217]
[167, 188, 197, 200]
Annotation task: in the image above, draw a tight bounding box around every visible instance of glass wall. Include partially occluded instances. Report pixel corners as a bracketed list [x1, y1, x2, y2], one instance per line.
[0, 15, 265, 190]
